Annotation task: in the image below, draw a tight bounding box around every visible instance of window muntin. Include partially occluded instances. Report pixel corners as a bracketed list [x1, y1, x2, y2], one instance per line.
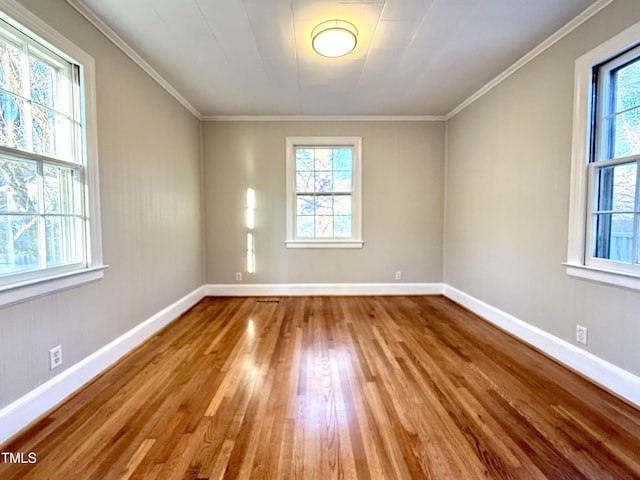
[0, 24, 79, 163]
[588, 45, 640, 272]
[0, 8, 95, 291]
[286, 136, 362, 248]
[295, 146, 353, 239]
[0, 151, 84, 279]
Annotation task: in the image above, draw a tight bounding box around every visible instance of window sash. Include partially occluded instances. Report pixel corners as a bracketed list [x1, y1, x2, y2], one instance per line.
[594, 45, 640, 164]
[586, 44, 640, 273]
[293, 145, 354, 240]
[565, 19, 640, 290]
[0, 18, 81, 164]
[0, 5, 91, 290]
[586, 156, 640, 272]
[0, 147, 86, 285]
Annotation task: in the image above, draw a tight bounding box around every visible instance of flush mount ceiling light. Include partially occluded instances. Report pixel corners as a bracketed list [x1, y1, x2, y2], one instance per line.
[311, 20, 358, 58]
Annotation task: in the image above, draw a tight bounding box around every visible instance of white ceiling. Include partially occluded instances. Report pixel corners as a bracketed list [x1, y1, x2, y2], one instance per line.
[68, 0, 599, 117]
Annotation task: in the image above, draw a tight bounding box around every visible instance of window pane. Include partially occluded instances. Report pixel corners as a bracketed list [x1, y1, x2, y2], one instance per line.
[45, 215, 82, 267]
[315, 195, 332, 215]
[596, 162, 637, 212]
[612, 108, 640, 158]
[314, 170, 332, 192]
[334, 194, 351, 215]
[296, 195, 314, 215]
[333, 148, 352, 171]
[29, 55, 55, 110]
[44, 164, 79, 214]
[31, 103, 55, 155]
[296, 215, 314, 238]
[593, 213, 634, 262]
[334, 215, 352, 237]
[0, 156, 38, 213]
[315, 215, 333, 237]
[295, 148, 314, 171]
[333, 170, 352, 192]
[32, 104, 71, 159]
[615, 58, 640, 112]
[611, 56, 640, 159]
[296, 148, 314, 171]
[314, 149, 332, 170]
[0, 214, 40, 274]
[0, 92, 27, 150]
[0, 38, 25, 96]
[296, 171, 314, 193]
[45, 215, 61, 264]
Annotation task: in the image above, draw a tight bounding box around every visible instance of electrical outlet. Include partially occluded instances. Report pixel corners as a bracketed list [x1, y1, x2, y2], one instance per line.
[576, 325, 588, 345]
[395, 271, 402, 280]
[236, 272, 242, 281]
[49, 345, 62, 370]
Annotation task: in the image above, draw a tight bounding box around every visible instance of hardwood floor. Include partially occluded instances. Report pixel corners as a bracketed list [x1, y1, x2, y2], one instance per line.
[1, 295, 639, 479]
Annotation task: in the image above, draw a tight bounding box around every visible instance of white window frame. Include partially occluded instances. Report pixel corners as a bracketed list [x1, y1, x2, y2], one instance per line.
[0, 0, 104, 307]
[285, 136, 363, 249]
[566, 19, 640, 291]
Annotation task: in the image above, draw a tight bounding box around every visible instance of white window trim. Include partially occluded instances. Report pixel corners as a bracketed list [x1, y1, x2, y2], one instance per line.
[0, 0, 105, 307]
[566, 18, 640, 290]
[285, 136, 363, 249]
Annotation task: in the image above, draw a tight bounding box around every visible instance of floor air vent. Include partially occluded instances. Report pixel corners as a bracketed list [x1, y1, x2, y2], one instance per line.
[256, 298, 280, 303]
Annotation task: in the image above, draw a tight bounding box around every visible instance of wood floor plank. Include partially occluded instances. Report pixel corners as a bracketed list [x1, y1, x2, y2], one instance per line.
[1, 295, 639, 479]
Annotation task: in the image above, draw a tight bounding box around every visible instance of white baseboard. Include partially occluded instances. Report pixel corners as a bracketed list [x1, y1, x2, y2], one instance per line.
[3, 282, 638, 446]
[0, 282, 439, 445]
[205, 282, 444, 297]
[443, 285, 640, 408]
[0, 285, 207, 445]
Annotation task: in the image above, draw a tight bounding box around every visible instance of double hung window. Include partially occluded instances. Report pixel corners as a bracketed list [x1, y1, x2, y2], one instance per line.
[0, 1, 102, 305]
[285, 136, 363, 248]
[589, 46, 640, 272]
[567, 20, 640, 289]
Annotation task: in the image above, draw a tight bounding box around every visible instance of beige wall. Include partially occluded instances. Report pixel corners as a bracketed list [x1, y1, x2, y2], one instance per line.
[444, 0, 640, 376]
[203, 121, 445, 284]
[0, 0, 204, 409]
[3, 0, 639, 416]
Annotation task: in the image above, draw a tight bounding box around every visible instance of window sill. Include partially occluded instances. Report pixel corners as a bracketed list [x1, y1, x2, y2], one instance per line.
[286, 240, 364, 249]
[564, 262, 640, 291]
[0, 265, 108, 308]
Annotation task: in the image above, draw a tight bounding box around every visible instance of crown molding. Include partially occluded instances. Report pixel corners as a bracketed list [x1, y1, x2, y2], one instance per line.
[65, 0, 614, 123]
[65, 0, 202, 120]
[201, 115, 446, 122]
[60, 3, 443, 123]
[446, 0, 615, 120]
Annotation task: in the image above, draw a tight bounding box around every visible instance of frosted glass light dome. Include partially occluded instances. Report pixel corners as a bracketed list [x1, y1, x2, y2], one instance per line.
[311, 20, 358, 58]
